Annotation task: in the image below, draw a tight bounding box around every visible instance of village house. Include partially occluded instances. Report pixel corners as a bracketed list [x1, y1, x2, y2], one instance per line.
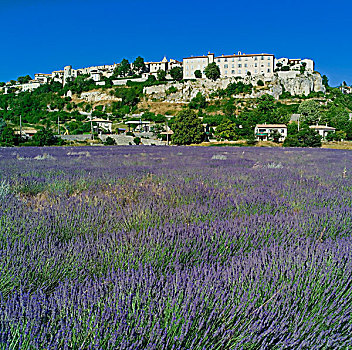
[34, 73, 51, 84]
[85, 117, 113, 133]
[275, 58, 314, 72]
[254, 124, 288, 142]
[144, 57, 182, 78]
[309, 125, 336, 140]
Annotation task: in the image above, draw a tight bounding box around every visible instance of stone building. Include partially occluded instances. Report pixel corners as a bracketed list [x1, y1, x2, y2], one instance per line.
[254, 124, 287, 142]
[183, 51, 275, 79]
[275, 58, 315, 72]
[144, 57, 182, 76]
[309, 125, 335, 140]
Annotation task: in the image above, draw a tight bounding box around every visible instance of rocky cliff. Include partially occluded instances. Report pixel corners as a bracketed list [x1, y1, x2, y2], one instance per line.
[144, 71, 326, 102]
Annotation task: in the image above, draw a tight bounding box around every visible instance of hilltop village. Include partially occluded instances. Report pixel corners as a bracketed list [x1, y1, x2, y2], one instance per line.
[1, 51, 316, 93]
[0, 50, 352, 148]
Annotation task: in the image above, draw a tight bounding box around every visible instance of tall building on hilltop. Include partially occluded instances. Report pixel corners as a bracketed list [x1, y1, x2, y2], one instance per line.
[183, 51, 275, 79]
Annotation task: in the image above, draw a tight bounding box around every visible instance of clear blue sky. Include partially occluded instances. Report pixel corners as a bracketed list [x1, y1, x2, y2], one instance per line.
[1, 0, 351, 86]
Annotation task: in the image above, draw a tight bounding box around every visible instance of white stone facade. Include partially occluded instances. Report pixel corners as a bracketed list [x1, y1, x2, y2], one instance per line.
[183, 52, 274, 79]
[254, 124, 287, 142]
[145, 57, 182, 77]
[275, 58, 315, 72]
[309, 125, 335, 140]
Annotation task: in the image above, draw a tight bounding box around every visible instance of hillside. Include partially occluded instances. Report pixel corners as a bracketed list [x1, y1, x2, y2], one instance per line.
[0, 71, 352, 147]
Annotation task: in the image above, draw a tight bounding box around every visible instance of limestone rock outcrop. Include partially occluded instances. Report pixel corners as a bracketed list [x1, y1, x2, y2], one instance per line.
[143, 71, 326, 102]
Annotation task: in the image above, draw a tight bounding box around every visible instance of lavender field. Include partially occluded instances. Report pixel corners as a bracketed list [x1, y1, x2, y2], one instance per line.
[1, 146, 352, 349]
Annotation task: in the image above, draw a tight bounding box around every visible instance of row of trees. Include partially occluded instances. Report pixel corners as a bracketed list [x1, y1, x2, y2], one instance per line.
[168, 91, 352, 146]
[0, 119, 63, 147]
[168, 108, 324, 147]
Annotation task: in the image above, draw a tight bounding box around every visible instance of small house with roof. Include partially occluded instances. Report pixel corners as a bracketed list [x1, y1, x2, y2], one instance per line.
[254, 124, 287, 142]
[309, 125, 336, 140]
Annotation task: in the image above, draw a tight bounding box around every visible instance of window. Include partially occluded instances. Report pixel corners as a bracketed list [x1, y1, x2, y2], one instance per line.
[261, 56, 264, 60]
[232, 58, 234, 62]
[245, 57, 248, 61]
[244, 64, 247, 67]
[217, 59, 220, 62]
[255, 63, 258, 67]
[280, 129, 284, 133]
[268, 69, 271, 73]
[225, 58, 228, 62]
[255, 69, 258, 73]
[238, 69, 241, 74]
[231, 70, 235, 74]
[232, 64, 234, 68]
[238, 64, 242, 68]
[225, 70, 227, 74]
[239, 57, 242, 61]
[259, 129, 266, 133]
[267, 57, 271, 60]
[254, 57, 258, 61]
[224, 64, 228, 68]
[268, 63, 271, 67]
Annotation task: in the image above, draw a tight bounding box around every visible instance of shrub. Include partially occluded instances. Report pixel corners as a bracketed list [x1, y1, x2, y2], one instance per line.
[194, 70, 202, 78]
[104, 136, 116, 145]
[133, 136, 141, 145]
[189, 93, 207, 109]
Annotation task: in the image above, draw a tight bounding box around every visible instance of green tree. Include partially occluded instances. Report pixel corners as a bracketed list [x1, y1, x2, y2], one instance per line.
[117, 59, 131, 77]
[204, 63, 220, 81]
[322, 75, 329, 88]
[17, 75, 32, 84]
[189, 93, 207, 109]
[256, 94, 276, 118]
[157, 69, 167, 81]
[222, 100, 236, 117]
[132, 56, 145, 74]
[104, 136, 116, 145]
[147, 75, 157, 83]
[269, 129, 281, 143]
[215, 118, 237, 140]
[300, 62, 307, 74]
[326, 105, 349, 132]
[283, 127, 321, 147]
[170, 67, 183, 81]
[133, 136, 141, 145]
[171, 109, 205, 145]
[31, 127, 60, 146]
[194, 70, 202, 78]
[0, 126, 17, 146]
[298, 100, 321, 124]
[326, 130, 346, 141]
[257, 80, 264, 86]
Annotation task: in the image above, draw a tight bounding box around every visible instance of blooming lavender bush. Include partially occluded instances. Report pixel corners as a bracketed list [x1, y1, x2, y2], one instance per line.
[1, 146, 352, 349]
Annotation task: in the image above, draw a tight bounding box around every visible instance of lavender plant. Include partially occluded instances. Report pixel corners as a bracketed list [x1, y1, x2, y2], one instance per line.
[0, 146, 352, 349]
